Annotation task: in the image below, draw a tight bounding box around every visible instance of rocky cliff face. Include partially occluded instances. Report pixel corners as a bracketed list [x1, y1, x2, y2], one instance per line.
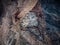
[0, 0, 60, 45]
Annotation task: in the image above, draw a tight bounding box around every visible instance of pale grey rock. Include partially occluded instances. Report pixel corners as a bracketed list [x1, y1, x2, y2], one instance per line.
[21, 12, 38, 27]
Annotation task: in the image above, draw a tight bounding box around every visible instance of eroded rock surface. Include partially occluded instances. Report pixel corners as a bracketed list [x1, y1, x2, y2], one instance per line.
[21, 12, 38, 27]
